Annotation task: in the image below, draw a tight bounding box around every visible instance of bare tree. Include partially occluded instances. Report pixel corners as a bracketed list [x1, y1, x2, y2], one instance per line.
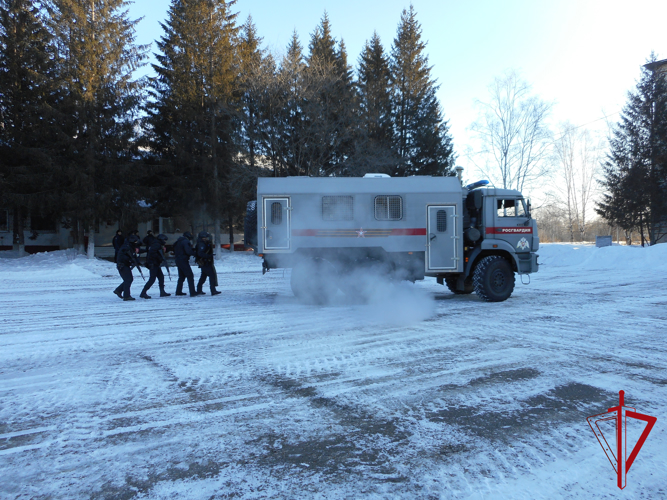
[470, 70, 553, 191]
[553, 123, 601, 242]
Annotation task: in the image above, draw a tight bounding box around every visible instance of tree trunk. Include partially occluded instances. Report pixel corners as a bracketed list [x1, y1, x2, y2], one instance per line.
[228, 207, 234, 253]
[13, 205, 25, 257]
[72, 216, 85, 254]
[87, 225, 95, 259]
[214, 218, 222, 261]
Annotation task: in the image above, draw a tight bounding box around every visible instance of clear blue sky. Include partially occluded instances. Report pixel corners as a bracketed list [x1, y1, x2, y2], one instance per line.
[130, 0, 667, 172]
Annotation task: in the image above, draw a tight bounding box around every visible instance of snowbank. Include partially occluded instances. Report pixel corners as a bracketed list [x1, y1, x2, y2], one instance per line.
[0, 250, 105, 279]
[538, 242, 667, 271]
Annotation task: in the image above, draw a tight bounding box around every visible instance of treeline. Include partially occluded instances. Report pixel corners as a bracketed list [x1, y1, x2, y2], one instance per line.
[0, 0, 456, 251]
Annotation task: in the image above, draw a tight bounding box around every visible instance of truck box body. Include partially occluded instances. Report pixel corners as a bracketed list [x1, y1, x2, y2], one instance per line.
[257, 176, 465, 279]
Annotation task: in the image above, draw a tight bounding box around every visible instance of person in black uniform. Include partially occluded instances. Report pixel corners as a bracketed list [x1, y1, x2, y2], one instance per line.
[196, 231, 221, 295]
[173, 232, 198, 297]
[112, 230, 124, 263]
[140, 234, 171, 299]
[143, 230, 156, 248]
[113, 234, 142, 301]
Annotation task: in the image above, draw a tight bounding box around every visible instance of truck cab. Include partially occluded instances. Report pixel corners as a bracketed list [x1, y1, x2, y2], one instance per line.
[446, 186, 539, 301]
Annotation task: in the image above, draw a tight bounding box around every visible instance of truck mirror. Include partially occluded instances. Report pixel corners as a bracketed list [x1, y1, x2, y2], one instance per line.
[473, 190, 483, 210]
[526, 199, 532, 218]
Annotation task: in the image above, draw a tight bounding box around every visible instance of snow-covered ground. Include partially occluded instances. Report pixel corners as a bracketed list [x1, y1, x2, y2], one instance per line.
[1, 244, 666, 499]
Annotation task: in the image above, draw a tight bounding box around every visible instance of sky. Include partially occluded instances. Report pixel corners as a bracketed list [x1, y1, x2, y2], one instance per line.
[129, 0, 667, 185]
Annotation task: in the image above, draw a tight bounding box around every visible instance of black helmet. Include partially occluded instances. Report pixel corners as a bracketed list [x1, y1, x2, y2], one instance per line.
[157, 233, 168, 243]
[183, 232, 193, 240]
[198, 231, 211, 239]
[127, 234, 141, 245]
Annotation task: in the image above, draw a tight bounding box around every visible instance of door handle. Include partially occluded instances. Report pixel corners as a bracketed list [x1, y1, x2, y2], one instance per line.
[430, 233, 436, 241]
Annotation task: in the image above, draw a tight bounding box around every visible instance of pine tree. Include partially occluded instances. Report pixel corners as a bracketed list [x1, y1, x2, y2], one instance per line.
[276, 31, 306, 176]
[237, 15, 264, 170]
[0, 0, 58, 254]
[146, 0, 239, 249]
[390, 5, 455, 177]
[596, 54, 667, 245]
[303, 13, 357, 176]
[356, 31, 395, 173]
[48, 0, 147, 255]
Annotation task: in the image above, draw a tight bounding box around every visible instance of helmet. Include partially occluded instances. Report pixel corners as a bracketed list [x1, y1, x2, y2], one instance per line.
[198, 231, 211, 239]
[157, 234, 168, 243]
[183, 232, 193, 240]
[127, 234, 141, 245]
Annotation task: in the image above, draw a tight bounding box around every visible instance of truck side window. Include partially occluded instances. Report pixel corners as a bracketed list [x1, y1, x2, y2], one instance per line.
[271, 202, 283, 225]
[375, 195, 403, 220]
[322, 196, 354, 221]
[436, 210, 447, 232]
[496, 199, 526, 218]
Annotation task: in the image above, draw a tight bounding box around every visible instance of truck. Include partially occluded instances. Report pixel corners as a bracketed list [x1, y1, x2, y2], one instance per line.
[244, 172, 539, 303]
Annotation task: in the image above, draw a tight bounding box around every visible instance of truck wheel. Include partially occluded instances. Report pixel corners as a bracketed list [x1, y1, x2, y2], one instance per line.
[444, 276, 474, 295]
[290, 258, 339, 304]
[473, 256, 515, 302]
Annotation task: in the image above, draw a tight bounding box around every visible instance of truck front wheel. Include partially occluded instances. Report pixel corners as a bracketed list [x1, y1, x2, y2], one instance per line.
[473, 256, 515, 302]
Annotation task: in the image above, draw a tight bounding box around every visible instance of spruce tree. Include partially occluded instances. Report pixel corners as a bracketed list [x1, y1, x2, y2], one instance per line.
[304, 13, 356, 176]
[357, 31, 395, 173]
[390, 5, 455, 177]
[147, 0, 239, 248]
[237, 15, 264, 170]
[0, 0, 58, 254]
[596, 54, 667, 245]
[48, 0, 147, 255]
[276, 31, 306, 176]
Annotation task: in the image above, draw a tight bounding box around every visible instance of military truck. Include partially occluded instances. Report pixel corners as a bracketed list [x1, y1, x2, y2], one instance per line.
[245, 173, 539, 303]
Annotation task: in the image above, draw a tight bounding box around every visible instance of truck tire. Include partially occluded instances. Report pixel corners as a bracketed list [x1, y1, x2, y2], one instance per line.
[473, 255, 515, 302]
[444, 276, 474, 295]
[244, 200, 257, 249]
[290, 258, 339, 305]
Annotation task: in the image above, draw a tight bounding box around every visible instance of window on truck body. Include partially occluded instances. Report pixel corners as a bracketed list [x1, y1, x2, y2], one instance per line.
[375, 195, 403, 220]
[271, 202, 282, 224]
[322, 196, 354, 220]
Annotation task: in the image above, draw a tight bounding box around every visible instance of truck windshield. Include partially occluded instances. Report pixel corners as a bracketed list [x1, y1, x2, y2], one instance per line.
[497, 199, 526, 218]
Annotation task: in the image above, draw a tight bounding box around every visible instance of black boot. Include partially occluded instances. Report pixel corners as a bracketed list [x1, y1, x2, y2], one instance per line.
[160, 291, 171, 297]
[211, 290, 221, 296]
[176, 292, 187, 296]
[114, 289, 123, 299]
[140, 292, 151, 299]
[123, 296, 136, 301]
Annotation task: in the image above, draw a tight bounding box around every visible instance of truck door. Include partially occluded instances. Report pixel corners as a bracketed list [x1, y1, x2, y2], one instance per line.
[263, 197, 290, 250]
[426, 205, 458, 271]
[491, 198, 532, 252]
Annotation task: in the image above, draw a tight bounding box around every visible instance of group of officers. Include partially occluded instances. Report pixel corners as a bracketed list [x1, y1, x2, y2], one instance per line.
[112, 230, 221, 301]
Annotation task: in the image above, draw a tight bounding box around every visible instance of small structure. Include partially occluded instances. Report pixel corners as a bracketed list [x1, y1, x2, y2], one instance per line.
[596, 236, 612, 248]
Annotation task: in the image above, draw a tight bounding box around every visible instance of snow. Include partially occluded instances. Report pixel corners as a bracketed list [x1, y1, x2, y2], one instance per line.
[1, 244, 666, 499]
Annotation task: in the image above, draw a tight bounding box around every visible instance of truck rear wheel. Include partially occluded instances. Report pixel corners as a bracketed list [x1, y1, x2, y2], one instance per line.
[473, 256, 515, 302]
[290, 258, 339, 304]
[444, 276, 474, 295]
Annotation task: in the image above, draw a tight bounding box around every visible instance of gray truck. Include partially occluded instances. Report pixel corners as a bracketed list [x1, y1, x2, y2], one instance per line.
[245, 173, 539, 303]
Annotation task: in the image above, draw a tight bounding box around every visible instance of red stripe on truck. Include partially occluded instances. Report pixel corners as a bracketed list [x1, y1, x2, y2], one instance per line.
[292, 228, 427, 237]
[486, 227, 533, 234]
